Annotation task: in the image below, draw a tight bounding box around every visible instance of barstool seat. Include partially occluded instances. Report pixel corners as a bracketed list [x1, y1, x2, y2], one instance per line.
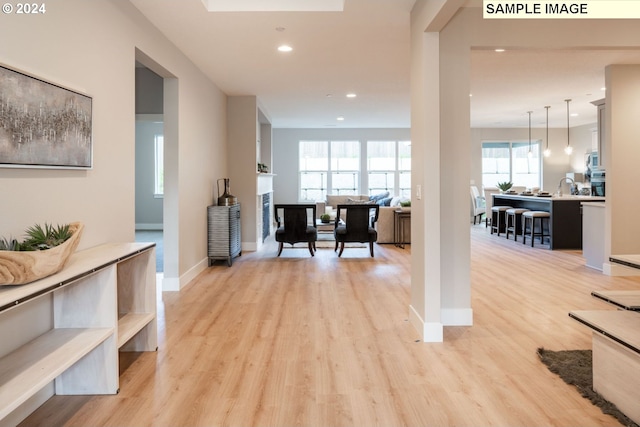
[522, 210, 551, 247]
[505, 208, 530, 241]
[491, 206, 512, 236]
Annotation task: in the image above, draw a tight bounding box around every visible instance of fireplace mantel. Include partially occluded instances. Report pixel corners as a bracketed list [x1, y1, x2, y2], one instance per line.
[257, 173, 275, 195]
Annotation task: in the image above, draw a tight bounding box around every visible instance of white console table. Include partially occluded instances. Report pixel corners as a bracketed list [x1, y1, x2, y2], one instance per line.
[0, 242, 157, 425]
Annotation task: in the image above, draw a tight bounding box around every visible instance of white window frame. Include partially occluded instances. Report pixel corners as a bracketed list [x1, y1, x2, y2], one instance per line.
[481, 140, 542, 189]
[366, 140, 411, 197]
[298, 140, 360, 201]
[154, 134, 164, 197]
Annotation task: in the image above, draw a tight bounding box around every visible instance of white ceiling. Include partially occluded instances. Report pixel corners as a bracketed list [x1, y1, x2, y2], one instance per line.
[129, 0, 640, 129]
[471, 48, 640, 129]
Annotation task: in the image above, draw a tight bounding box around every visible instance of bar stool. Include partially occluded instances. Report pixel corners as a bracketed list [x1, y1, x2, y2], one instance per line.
[522, 211, 551, 247]
[490, 206, 512, 236]
[505, 208, 530, 241]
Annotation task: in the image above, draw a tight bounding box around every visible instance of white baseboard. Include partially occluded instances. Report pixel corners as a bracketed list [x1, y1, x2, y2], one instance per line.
[161, 258, 208, 291]
[409, 305, 444, 343]
[135, 223, 163, 231]
[242, 242, 257, 252]
[180, 258, 208, 289]
[162, 258, 209, 292]
[442, 308, 473, 326]
[162, 276, 180, 291]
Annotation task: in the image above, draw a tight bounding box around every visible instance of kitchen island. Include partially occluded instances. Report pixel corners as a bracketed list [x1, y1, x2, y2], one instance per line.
[493, 194, 605, 250]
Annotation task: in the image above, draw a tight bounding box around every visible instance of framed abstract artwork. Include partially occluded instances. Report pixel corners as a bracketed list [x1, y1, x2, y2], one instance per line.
[0, 64, 92, 169]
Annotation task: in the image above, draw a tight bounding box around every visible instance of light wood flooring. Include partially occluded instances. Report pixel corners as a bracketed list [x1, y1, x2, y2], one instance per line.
[19, 226, 640, 426]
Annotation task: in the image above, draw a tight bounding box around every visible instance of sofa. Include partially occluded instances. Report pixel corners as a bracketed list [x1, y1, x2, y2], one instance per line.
[316, 193, 411, 244]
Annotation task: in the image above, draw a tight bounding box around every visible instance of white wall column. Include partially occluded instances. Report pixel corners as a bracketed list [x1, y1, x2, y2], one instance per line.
[410, 29, 443, 342]
[409, 0, 474, 341]
[439, 15, 472, 326]
[603, 65, 640, 275]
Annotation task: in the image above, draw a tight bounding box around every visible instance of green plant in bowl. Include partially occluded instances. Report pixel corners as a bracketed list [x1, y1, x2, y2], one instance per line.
[497, 181, 513, 192]
[21, 223, 73, 251]
[320, 213, 331, 223]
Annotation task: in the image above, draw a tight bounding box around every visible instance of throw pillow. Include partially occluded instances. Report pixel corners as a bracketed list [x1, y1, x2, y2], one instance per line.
[378, 197, 393, 206]
[347, 198, 375, 204]
[369, 191, 390, 203]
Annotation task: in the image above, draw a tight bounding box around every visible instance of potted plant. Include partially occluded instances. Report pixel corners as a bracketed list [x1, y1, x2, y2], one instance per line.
[0, 222, 83, 285]
[400, 200, 411, 211]
[497, 181, 513, 193]
[320, 213, 331, 223]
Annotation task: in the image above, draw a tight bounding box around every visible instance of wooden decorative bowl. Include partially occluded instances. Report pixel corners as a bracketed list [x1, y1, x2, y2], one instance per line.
[0, 222, 84, 285]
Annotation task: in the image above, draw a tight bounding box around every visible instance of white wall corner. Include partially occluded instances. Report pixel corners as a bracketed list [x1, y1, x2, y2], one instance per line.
[409, 305, 444, 343]
[162, 276, 180, 291]
[442, 308, 473, 326]
[242, 242, 257, 252]
[179, 258, 209, 289]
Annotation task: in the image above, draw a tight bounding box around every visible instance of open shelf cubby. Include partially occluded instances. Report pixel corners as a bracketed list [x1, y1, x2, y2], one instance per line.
[0, 242, 157, 425]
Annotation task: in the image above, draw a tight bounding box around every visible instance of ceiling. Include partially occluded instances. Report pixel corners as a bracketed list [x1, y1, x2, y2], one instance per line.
[471, 48, 640, 129]
[129, 0, 640, 129]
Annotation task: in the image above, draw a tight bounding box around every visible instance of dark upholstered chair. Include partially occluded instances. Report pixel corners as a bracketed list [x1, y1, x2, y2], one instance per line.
[274, 204, 317, 256]
[334, 204, 379, 257]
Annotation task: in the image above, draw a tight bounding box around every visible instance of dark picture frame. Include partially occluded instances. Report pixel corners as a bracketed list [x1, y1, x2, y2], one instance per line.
[0, 64, 92, 169]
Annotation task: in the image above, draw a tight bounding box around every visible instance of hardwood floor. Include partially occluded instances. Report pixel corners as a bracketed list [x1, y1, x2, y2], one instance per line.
[20, 227, 640, 426]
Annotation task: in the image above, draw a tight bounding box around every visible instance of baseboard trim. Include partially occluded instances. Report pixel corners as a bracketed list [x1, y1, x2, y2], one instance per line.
[409, 305, 444, 343]
[180, 258, 208, 289]
[442, 308, 473, 326]
[135, 223, 163, 231]
[162, 276, 180, 291]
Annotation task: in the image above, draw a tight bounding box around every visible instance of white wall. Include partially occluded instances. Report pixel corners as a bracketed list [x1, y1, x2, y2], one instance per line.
[0, 0, 227, 284]
[272, 128, 411, 203]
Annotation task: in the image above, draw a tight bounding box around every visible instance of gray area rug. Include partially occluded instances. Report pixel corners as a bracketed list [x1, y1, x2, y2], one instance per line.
[537, 347, 638, 427]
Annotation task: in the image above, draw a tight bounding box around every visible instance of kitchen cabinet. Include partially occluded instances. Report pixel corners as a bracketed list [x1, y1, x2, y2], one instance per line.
[582, 202, 605, 270]
[493, 194, 604, 249]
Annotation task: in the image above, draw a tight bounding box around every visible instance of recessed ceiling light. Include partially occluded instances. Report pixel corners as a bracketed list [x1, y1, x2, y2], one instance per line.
[275, 26, 285, 32]
[337, 116, 345, 121]
[495, 48, 505, 53]
[278, 45, 293, 52]
[571, 113, 579, 117]
[326, 94, 333, 98]
[601, 87, 607, 91]
[346, 93, 356, 98]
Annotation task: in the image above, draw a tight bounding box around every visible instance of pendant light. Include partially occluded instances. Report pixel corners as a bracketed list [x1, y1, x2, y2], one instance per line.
[564, 99, 573, 155]
[527, 111, 533, 158]
[543, 105, 551, 157]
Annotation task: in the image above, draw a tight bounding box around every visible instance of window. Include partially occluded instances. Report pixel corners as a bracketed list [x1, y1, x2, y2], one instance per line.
[367, 140, 411, 197]
[482, 140, 541, 189]
[299, 140, 360, 201]
[154, 135, 164, 196]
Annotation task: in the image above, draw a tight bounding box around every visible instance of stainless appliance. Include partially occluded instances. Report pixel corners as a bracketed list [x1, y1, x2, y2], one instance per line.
[591, 170, 605, 197]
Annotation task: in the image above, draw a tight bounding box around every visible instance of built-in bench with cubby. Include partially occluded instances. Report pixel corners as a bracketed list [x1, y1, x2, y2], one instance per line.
[569, 254, 640, 425]
[0, 242, 157, 426]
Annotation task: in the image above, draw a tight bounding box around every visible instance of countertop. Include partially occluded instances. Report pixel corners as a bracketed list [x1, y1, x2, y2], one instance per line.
[493, 193, 605, 202]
